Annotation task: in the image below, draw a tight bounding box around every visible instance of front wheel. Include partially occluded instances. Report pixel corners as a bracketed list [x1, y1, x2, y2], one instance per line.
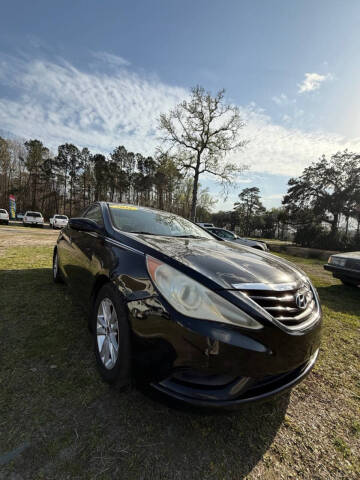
[53, 250, 63, 283]
[91, 283, 131, 389]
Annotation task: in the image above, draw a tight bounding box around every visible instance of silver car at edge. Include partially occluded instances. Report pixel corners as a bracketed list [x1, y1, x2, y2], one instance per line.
[206, 227, 268, 251]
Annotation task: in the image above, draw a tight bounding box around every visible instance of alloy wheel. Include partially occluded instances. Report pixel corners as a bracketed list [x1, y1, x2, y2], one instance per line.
[96, 298, 120, 370]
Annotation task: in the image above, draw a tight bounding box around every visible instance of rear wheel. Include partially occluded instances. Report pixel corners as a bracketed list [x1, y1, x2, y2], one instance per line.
[91, 283, 131, 389]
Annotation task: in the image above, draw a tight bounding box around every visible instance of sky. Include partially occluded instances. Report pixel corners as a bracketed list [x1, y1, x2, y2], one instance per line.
[1, 0, 360, 211]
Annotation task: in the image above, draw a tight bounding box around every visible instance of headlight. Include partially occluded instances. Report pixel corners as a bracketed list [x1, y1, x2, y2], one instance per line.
[146, 256, 262, 330]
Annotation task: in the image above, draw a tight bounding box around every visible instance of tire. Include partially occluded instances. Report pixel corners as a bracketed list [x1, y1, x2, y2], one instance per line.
[91, 283, 131, 389]
[52, 249, 63, 283]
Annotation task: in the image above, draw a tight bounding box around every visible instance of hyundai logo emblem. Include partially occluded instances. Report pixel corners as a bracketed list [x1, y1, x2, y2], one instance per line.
[295, 291, 308, 309]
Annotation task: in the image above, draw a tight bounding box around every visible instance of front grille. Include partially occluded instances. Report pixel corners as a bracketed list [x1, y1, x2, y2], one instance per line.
[238, 284, 317, 329]
[345, 258, 360, 270]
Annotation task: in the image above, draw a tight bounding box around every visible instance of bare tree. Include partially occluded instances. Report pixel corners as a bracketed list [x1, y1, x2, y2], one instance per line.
[158, 85, 248, 220]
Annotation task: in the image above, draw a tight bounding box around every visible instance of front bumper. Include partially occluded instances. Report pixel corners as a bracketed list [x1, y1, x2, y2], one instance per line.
[324, 264, 360, 281]
[152, 349, 318, 407]
[127, 291, 321, 407]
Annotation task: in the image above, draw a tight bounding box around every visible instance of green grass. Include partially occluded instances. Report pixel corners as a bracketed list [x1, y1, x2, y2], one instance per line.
[0, 233, 359, 479]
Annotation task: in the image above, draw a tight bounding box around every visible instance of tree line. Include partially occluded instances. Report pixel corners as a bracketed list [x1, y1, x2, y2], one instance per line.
[213, 151, 360, 251]
[0, 137, 218, 219]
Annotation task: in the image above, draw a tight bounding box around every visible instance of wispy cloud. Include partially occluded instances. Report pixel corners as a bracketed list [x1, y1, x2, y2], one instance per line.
[298, 72, 332, 93]
[0, 54, 358, 179]
[92, 51, 130, 67]
[233, 103, 360, 176]
[0, 53, 186, 154]
[272, 93, 295, 106]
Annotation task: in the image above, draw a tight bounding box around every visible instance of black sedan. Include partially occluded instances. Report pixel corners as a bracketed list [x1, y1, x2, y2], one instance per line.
[324, 252, 360, 286]
[53, 202, 322, 408]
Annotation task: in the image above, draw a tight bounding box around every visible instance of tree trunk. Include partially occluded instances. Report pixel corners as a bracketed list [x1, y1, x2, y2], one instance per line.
[158, 187, 164, 210]
[63, 170, 67, 213]
[190, 155, 201, 221]
[69, 180, 73, 217]
[331, 213, 339, 235]
[83, 175, 86, 208]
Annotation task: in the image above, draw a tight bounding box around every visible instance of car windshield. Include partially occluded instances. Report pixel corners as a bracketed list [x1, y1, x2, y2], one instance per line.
[27, 212, 41, 217]
[55, 215, 67, 219]
[109, 205, 214, 239]
[209, 228, 235, 239]
[0, 209, 7, 214]
[219, 230, 236, 239]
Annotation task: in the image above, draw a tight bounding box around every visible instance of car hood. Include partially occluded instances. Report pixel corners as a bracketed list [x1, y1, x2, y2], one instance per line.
[132, 234, 305, 289]
[332, 251, 360, 259]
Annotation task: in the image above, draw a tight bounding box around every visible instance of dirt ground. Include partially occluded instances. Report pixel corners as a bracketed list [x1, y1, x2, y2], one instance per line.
[0, 225, 58, 250]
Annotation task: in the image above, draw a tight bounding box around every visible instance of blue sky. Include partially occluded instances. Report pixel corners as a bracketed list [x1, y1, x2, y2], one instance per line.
[1, 0, 360, 210]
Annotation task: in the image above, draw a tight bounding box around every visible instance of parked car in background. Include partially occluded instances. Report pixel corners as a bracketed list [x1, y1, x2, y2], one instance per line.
[324, 252, 360, 286]
[50, 214, 69, 229]
[197, 222, 215, 228]
[206, 227, 268, 251]
[16, 212, 24, 220]
[23, 211, 44, 227]
[0, 209, 9, 225]
[53, 202, 321, 408]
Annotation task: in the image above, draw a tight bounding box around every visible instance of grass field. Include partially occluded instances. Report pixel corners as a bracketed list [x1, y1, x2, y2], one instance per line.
[0, 226, 359, 479]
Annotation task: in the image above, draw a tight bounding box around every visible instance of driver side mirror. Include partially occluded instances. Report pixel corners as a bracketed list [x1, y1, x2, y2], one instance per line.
[69, 217, 103, 233]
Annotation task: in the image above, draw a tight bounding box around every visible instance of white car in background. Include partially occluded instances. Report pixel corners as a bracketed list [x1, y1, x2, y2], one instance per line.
[23, 211, 44, 227]
[50, 214, 69, 229]
[0, 209, 9, 225]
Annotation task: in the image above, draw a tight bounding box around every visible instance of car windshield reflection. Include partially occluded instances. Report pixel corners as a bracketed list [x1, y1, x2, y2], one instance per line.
[109, 204, 214, 239]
